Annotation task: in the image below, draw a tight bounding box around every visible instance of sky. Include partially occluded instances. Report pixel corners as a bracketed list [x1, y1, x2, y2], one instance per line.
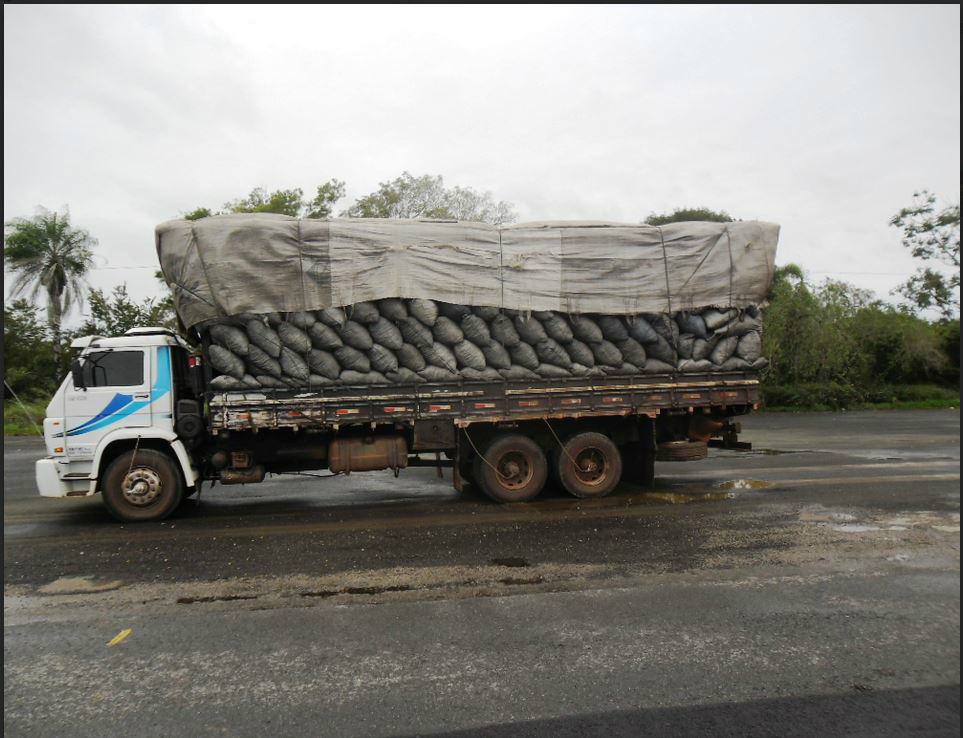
[4, 4, 960, 325]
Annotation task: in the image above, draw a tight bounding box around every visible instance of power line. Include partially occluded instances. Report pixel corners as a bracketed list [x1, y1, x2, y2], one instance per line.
[807, 271, 909, 277]
[95, 265, 157, 269]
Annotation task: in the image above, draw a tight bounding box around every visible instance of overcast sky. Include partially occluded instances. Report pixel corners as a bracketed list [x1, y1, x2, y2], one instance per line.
[4, 4, 960, 324]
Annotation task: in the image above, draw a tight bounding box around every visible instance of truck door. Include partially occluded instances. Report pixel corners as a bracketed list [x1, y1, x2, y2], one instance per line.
[63, 348, 152, 461]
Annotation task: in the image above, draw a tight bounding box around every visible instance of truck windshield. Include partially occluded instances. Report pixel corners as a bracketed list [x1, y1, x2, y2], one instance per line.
[79, 351, 144, 388]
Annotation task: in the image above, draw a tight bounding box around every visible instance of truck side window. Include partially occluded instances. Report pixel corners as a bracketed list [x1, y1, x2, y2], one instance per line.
[80, 351, 144, 388]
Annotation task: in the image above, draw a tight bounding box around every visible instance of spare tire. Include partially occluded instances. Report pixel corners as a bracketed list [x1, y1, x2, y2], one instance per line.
[656, 441, 708, 462]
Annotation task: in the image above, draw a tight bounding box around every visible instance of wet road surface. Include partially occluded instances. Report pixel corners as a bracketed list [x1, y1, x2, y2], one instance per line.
[4, 409, 960, 737]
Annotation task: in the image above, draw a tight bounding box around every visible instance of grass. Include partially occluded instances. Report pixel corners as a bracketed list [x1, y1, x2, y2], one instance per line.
[762, 383, 959, 412]
[4, 396, 49, 437]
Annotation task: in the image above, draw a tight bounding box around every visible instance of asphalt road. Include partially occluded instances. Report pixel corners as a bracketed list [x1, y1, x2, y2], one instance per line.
[4, 409, 960, 737]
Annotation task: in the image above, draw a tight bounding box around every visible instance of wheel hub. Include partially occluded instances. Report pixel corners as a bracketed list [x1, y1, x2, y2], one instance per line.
[497, 452, 533, 491]
[121, 467, 162, 506]
[573, 448, 606, 486]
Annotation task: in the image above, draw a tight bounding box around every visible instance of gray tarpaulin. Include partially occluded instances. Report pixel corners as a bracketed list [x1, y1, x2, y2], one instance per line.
[156, 214, 779, 330]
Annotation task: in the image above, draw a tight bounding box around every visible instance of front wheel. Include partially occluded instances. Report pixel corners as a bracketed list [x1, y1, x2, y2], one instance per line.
[473, 434, 548, 503]
[101, 449, 183, 522]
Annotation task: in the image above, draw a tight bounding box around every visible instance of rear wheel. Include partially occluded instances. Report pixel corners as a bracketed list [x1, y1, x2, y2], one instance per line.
[101, 449, 183, 522]
[473, 434, 548, 503]
[556, 432, 622, 498]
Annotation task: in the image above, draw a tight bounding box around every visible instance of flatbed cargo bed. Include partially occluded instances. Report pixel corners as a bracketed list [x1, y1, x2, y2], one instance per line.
[207, 371, 760, 432]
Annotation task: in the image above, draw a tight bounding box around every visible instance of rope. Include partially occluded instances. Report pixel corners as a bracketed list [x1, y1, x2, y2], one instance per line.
[656, 226, 673, 317]
[3, 380, 43, 436]
[655, 225, 680, 353]
[126, 434, 142, 478]
[722, 226, 736, 336]
[542, 419, 581, 469]
[462, 427, 511, 480]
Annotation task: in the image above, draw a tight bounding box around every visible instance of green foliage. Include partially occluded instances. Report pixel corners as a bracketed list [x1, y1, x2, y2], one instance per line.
[183, 207, 213, 221]
[3, 207, 96, 370]
[762, 383, 958, 411]
[225, 187, 305, 217]
[76, 284, 177, 337]
[305, 179, 346, 219]
[4, 396, 49, 436]
[849, 307, 948, 384]
[761, 265, 955, 405]
[890, 191, 960, 318]
[3, 300, 60, 399]
[183, 179, 347, 221]
[181, 174, 515, 224]
[644, 207, 734, 225]
[935, 319, 960, 373]
[343, 172, 517, 225]
[3, 208, 96, 313]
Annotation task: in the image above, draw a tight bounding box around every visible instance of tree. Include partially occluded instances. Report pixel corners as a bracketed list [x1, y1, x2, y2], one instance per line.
[890, 190, 960, 319]
[3, 300, 59, 399]
[305, 179, 346, 219]
[182, 179, 347, 221]
[225, 187, 305, 217]
[77, 284, 177, 338]
[644, 207, 734, 225]
[4, 207, 96, 369]
[344, 172, 517, 225]
[183, 207, 213, 221]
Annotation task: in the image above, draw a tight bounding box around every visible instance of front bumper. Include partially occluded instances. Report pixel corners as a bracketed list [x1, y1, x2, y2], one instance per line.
[35, 458, 91, 498]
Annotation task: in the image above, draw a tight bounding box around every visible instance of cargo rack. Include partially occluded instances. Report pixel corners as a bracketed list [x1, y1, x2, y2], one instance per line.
[207, 371, 761, 432]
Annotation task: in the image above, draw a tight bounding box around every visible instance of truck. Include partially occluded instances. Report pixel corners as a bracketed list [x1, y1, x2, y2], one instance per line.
[35, 215, 778, 522]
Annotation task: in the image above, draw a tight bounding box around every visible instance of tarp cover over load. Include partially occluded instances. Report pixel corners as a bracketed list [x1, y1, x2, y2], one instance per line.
[156, 215, 779, 330]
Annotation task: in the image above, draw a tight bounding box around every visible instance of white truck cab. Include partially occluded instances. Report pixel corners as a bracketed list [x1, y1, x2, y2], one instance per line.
[35, 328, 201, 521]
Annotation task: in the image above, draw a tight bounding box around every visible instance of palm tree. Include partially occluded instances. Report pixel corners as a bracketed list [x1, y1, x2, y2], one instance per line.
[4, 207, 96, 370]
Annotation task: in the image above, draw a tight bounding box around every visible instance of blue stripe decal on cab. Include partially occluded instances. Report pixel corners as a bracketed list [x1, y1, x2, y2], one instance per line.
[63, 347, 172, 437]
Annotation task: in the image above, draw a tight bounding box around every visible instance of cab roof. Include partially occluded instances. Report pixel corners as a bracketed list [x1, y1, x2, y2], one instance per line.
[82, 333, 191, 351]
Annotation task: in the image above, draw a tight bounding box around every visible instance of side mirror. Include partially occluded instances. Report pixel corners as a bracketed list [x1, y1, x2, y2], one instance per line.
[71, 359, 86, 390]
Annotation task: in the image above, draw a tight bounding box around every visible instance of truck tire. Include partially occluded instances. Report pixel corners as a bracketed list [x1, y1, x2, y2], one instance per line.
[656, 440, 708, 461]
[473, 434, 547, 503]
[101, 449, 183, 522]
[556, 432, 622, 498]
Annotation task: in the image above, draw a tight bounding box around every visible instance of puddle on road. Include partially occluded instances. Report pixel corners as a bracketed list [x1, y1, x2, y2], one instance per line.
[627, 478, 775, 506]
[490, 557, 530, 568]
[715, 479, 773, 490]
[641, 490, 736, 505]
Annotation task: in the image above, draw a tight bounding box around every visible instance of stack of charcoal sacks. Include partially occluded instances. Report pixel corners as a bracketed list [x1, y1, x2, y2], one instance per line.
[204, 299, 767, 390]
